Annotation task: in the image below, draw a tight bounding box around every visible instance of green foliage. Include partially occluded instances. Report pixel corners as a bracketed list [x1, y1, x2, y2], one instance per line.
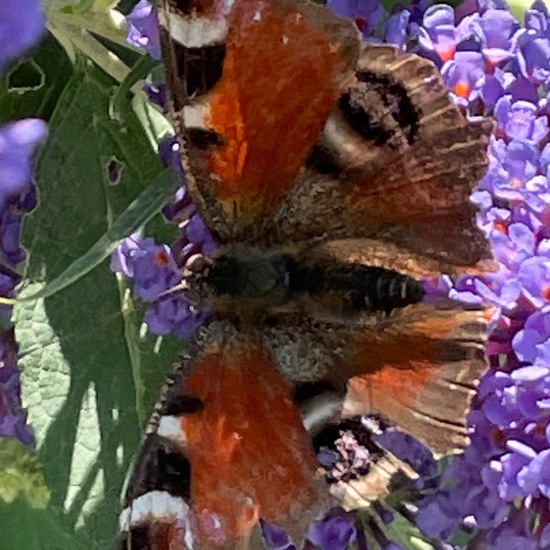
[0, 438, 50, 508]
[4, 20, 181, 549]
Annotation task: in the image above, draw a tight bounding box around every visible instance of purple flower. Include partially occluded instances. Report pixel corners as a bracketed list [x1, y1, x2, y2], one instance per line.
[418, 4, 460, 62]
[110, 233, 141, 277]
[417, 4, 483, 64]
[441, 51, 486, 109]
[0, 0, 45, 68]
[489, 222, 536, 271]
[126, 0, 161, 59]
[478, 9, 519, 65]
[514, 308, 550, 364]
[114, 133, 217, 341]
[0, 119, 47, 209]
[385, 10, 413, 49]
[385, 0, 434, 49]
[143, 82, 167, 111]
[184, 215, 217, 255]
[1, 208, 26, 266]
[113, 237, 169, 298]
[517, 257, 550, 310]
[471, 506, 540, 549]
[482, 69, 545, 110]
[111, 235, 207, 338]
[416, 440, 510, 537]
[480, 138, 540, 201]
[513, 2, 550, 86]
[327, 0, 385, 38]
[416, 494, 463, 539]
[261, 521, 296, 550]
[307, 514, 357, 550]
[144, 296, 207, 340]
[375, 428, 437, 480]
[494, 96, 548, 143]
[158, 137, 184, 177]
[0, 3, 46, 449]
[129, 240, 181, 302]
[497, 441, 550, 500]
[0, 362, 34, 446]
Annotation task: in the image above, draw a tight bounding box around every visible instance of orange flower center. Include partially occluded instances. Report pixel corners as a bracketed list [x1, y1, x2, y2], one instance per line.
[155, 249, 170, 267]
[454, 80, 471, 98]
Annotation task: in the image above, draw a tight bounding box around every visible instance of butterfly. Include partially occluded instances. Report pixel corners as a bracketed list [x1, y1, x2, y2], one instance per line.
[118, 0, 493, 548]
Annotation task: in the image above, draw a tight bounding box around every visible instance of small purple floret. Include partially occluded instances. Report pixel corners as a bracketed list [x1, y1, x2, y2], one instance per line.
[126, 0, 161, 59]
[0, 0, 45, 68]
[307, 514, 357, 550]
[261, 521, 296, 550]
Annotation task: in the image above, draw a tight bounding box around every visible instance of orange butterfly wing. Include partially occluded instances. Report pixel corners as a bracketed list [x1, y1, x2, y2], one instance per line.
[161, 0, 490, 271]
[204, 0, 358, 223]
[119, 322, 327, 550]
[343, 306, 488, 454]
[256, 302, 488, 455]
[183, 326, 327, 546]
[160, 0, 360, 234]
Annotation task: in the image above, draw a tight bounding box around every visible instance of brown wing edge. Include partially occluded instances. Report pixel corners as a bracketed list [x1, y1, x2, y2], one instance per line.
[343, 304, 488, 455]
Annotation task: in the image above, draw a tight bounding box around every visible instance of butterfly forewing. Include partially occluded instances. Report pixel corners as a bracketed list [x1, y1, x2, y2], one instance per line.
[158, 0, 360, 238]
[264, 45, 493, 274]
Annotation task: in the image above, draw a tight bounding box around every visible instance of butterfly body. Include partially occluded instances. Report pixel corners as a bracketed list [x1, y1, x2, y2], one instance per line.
[202, 245, 425, 319]
[119, 0, 493, 548]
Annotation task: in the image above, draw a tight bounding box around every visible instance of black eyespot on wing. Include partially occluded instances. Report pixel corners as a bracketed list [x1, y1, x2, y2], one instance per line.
[306, 143, 343, 176]
[339, 90, 392, 146]
[339, 71, 420, 147]
[293, 381, 342, 404]
[159, 394, 204, 416]
[123, 434, 191, 506]
[187, 128, 226, 150]
[118, 525, 149, 550]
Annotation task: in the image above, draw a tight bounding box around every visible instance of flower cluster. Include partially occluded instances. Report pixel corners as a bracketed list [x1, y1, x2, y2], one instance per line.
[111, 138, 215, 338]
[318, 427, 374, 483]
[261, 512, 358, 550]
[379, 0, 550, 545]
[0, 1, 46, 447]
[121, 0, 550, 547]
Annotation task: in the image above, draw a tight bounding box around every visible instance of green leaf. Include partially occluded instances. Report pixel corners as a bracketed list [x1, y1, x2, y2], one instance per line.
[0, 439, 50, 508]
[377, 506, 435, 550]
[15, 57, 181, 549]
[21, 168, 179, 301]
[0, 34, 73, 123]
[0, 498, 75, 550]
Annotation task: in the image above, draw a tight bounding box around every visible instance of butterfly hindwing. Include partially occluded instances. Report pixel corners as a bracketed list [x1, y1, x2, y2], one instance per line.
[256, 300, 487, 454]
[119, 321, 328, 550]
[265, 45, 492, 274]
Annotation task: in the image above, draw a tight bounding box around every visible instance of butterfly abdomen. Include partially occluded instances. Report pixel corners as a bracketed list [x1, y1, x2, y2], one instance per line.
[290, 261, 425, 313]
[205, 248, 424, 315]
